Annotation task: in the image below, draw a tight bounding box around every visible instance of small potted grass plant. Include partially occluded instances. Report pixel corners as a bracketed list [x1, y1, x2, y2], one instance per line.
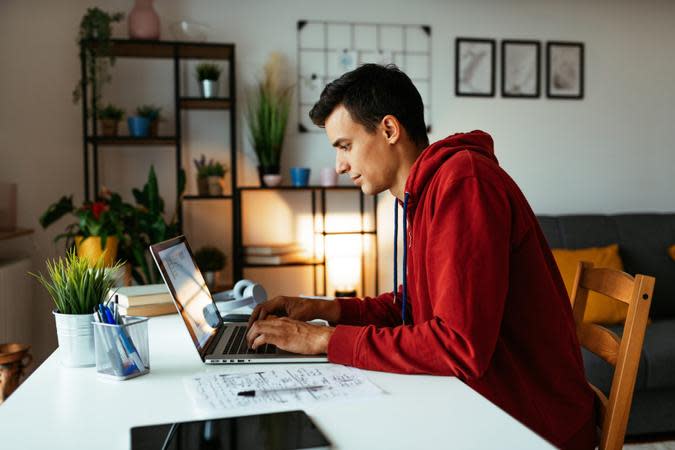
[136, 104, 162, 137]
[193, 155, 228, 196]
[195, 246, 226, 289]
[196, 62, 222, 98]
[97, 104, 125, 136]
[31, 251, 122, 367]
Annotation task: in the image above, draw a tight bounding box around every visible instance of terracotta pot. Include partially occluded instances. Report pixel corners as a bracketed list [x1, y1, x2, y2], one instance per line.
[197, 177, 209, 196]
[148, 119, 159, 137]
[0, 343, 32, 403]
[99, 119, 119, 137]
[74, 235, 119, 267]
[128, 0, 161, 40]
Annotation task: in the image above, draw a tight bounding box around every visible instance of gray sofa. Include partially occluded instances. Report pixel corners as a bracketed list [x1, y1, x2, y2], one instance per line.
[538, 214, 675, 437]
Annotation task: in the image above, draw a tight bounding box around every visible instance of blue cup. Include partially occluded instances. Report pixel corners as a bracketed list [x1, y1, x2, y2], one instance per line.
[290, 167, 311, 187]
[127, 116, 150, 137]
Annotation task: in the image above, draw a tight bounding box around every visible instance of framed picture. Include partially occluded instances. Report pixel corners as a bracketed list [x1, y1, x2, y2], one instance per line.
[547, 42, 584, 99]
[455, 38, 496, 97]
[501, 40, 540, 98]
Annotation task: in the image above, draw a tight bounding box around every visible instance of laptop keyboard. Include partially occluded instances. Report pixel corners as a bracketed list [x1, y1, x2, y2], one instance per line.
[222, 326, 277, 355]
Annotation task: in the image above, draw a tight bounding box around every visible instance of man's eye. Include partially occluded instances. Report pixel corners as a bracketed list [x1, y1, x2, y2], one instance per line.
[342, 145, 350, 151]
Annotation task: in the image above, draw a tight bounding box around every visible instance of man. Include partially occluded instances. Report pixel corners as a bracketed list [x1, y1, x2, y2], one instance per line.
[246, 64, 596, 449]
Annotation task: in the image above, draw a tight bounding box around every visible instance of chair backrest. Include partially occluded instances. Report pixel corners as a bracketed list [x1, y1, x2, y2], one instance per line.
[570, 261, 655, 450]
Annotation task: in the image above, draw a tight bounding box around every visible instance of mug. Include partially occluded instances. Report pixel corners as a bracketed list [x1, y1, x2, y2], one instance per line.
[320, 168, 338, 187]
[0, 343, 32, 403]
[290, 167, 311, 187]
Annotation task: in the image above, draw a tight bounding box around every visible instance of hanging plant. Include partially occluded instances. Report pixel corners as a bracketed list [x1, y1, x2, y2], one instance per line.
[72, 7, 124, 111]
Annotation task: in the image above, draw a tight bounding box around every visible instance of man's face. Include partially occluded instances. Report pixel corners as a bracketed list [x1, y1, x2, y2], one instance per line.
[324, 105, 398, 195]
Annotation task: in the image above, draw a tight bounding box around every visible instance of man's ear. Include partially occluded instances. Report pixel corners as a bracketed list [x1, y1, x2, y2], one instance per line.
[381, 115, 401, 144]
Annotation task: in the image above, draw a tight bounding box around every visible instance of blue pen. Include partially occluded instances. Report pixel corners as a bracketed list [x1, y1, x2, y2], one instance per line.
[101, 304, 143, 373]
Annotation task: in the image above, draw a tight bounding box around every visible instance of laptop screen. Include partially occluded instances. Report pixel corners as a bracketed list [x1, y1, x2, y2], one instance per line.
[151, 237, 219, 354]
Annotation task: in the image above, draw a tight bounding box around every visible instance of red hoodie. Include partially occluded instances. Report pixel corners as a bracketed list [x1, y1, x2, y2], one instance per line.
[327, 131, 596, 449]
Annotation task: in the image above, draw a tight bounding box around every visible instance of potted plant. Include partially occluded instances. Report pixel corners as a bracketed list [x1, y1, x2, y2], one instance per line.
[127, 113, 150, 138]
[30, 251, 122, 367]
[97, 103, 125, 136]
[196, 62, 222, 98]
[72, 8, 125, 110]
[39, 190, 129, 267]
[136, 104, 162, 136]
[247, 52, 293, 186]
[120, 166, 186, 285]
[193, 155, 228, 196]
[195, 246, 226, 289]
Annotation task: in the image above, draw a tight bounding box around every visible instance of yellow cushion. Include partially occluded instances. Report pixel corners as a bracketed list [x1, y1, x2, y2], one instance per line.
[669, 245, 675, 261]
[552, 244, 627, 324]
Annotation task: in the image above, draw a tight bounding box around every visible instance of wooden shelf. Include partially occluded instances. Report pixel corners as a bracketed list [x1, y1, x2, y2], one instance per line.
[0, 228, 34, 241]
[238, 185, 359, 191]
[180, 97, 232, 110]
[84, 39, 234, 60]
[243, 261, 324, 268]
[88, 136, 177, 146]
[183, 195, 233, 200]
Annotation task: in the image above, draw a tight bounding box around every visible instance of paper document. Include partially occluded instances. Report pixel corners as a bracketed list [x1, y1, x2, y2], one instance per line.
[185, 365, 384, 410]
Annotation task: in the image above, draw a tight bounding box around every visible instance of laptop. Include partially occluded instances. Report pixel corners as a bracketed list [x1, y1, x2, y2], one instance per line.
[150, 236, 328, 364]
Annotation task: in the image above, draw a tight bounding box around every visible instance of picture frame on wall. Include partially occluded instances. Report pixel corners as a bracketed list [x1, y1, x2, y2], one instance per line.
[455, 38, 495, 97]
[546, 41, 584, 99]
[501, 40, 541, 98]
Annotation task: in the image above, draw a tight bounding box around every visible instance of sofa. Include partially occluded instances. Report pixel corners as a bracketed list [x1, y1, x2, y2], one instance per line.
[537, 214, 675, 437]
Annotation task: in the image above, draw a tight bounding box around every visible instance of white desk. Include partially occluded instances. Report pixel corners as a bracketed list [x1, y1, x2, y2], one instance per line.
[0, 315, 554, 449]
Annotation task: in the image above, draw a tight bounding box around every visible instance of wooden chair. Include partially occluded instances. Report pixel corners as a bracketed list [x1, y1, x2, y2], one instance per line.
[570, 261, 655, 450]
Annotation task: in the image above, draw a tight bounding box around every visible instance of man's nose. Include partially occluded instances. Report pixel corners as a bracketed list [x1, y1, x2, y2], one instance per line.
[335, 153, 349, 174]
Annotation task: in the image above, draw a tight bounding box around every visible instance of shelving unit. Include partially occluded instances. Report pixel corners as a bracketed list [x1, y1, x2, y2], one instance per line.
[237, 186, 378, 296]
[79, 39, 379, 295]
[80, 38, 239, 285]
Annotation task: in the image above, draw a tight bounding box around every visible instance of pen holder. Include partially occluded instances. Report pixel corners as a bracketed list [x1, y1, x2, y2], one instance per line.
[93, 317, 150, 381]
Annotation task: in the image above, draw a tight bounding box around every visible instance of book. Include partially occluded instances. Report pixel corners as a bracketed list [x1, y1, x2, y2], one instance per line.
[245, 252, 310, 265]
[111, 284, 172, 307]
[244, 243, 303, 256]
[119, 302, 177, 317]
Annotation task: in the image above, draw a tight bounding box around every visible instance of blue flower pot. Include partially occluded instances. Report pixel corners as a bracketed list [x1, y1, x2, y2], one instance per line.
[290, 167, 311, 187]
[127, 116, 150, 137]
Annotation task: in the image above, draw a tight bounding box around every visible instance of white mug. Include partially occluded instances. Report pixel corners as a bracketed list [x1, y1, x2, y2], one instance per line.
[320, 168, 338, 187]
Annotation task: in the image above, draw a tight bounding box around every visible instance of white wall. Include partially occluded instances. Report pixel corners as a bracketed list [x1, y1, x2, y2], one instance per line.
[2, 0, 674, 364]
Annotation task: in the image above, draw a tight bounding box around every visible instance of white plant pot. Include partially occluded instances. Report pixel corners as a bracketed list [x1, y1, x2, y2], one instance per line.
[53, 311, 95, 368]
[199, 79, 219, 98]
[204, 271, 215, 289]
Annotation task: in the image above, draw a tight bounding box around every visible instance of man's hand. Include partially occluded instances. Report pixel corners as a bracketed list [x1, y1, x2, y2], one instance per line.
[246, 317, 335, 355]
[247, 296, 340, 329]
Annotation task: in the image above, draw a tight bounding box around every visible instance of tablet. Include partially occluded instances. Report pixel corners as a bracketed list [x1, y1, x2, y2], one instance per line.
[130, 410, 331, 450]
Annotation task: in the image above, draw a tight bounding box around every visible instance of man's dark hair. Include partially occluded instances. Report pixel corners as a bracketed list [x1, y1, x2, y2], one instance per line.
[309, 64, 429, 148]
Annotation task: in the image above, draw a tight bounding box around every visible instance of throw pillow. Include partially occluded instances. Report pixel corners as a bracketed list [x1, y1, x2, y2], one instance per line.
[552, 244, 627, 324]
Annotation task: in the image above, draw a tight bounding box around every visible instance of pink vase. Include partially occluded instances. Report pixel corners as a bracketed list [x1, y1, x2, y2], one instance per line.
[128, 0, 161, 40]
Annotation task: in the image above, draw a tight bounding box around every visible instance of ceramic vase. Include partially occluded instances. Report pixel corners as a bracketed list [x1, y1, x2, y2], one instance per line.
[128, 0, 161, 40]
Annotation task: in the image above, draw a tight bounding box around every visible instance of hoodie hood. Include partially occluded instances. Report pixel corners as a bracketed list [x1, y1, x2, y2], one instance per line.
[405, 130, 497, 205]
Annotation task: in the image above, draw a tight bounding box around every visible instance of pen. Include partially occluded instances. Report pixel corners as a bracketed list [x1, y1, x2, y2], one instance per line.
[237, 385, 326, 397]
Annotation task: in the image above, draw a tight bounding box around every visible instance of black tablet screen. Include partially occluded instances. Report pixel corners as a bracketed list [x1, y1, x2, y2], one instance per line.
[131, 410, 331, 450]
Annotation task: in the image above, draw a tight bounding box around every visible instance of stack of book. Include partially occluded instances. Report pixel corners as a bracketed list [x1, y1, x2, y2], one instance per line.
[244, 243, 310, 265]
[109, 284, 176, 317]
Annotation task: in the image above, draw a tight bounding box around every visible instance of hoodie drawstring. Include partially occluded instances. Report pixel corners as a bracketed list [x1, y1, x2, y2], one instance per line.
[393, 193, 410, 325]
